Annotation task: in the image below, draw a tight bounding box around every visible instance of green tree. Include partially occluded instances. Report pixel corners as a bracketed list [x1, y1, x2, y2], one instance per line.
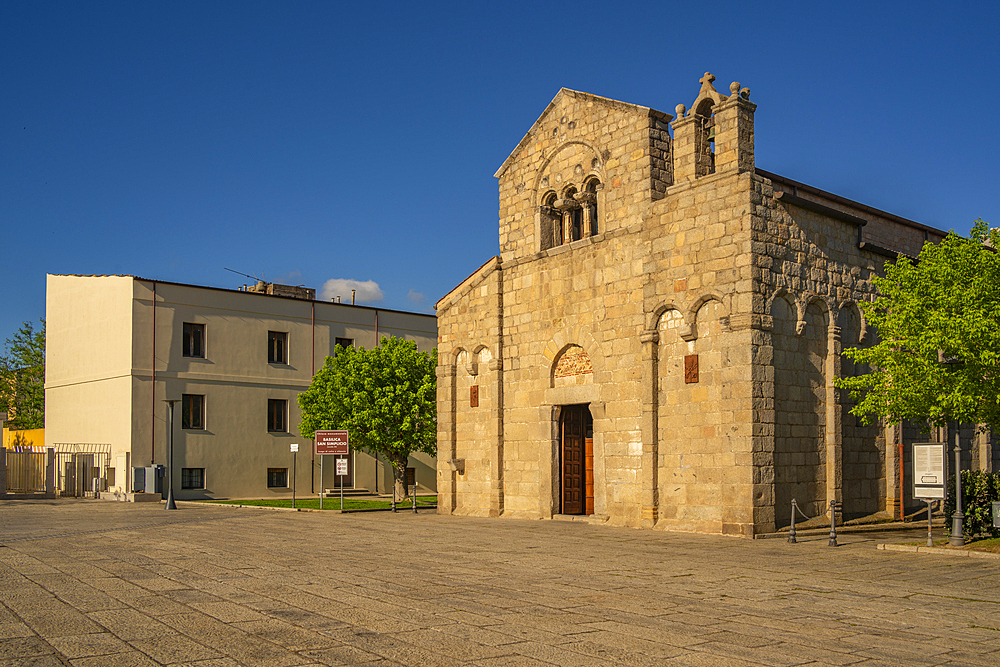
[298, 336, 437, 500]
[834, 220, 1000, 429]
[0, 320, 46, 430]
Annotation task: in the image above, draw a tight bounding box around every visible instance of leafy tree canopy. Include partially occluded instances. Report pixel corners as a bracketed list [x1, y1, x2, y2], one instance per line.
[835, 220, 1000, 430]
[0, 320, 46, 430]
[298, 336, 437, 499]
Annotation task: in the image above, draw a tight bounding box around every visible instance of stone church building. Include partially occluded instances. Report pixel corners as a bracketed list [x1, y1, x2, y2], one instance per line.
[434, 73, 995, 536]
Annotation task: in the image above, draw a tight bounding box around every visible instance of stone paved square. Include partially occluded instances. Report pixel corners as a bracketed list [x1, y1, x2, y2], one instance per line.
[1, 500, 998, 666]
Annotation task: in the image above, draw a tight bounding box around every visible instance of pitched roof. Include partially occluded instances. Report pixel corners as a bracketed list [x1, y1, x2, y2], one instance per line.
[493, 88, 672, 179]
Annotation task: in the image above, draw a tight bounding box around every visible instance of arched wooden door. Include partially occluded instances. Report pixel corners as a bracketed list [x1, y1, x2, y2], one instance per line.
[560, 404, 593, 515]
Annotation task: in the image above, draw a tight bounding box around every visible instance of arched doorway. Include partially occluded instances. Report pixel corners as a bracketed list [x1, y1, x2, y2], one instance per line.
[560, 404, 594, 515]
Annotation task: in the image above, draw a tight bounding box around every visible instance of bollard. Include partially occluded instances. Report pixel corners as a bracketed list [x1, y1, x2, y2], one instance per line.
[788, 499, 798, 544]
[828, 500, 838, 547]
[412, 470, 418, 514]
[391, 487, 397, 513]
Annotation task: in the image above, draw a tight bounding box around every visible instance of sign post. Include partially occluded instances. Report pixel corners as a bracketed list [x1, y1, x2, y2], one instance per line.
[290, 443, 299, 509]
[315, 430, 349, 511]
[336, 456, 349, 509]
[913, 442, 946, 547]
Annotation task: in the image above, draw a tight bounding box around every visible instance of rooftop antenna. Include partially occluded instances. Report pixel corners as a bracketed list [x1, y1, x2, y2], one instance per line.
[224, 267, 258, 281]
[225, 267, 266, 292]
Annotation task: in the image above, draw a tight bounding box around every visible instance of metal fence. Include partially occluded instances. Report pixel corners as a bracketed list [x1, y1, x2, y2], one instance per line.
[4, 448, 46, 493]
[51, 443, 111, 498]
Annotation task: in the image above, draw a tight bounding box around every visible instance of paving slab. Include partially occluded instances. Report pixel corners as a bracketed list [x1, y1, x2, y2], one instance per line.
[1, 500, 999, 666]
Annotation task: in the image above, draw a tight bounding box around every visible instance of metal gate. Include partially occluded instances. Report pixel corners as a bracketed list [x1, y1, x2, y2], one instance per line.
[52, 443, 111, 498]
[4, 448, 46, 493]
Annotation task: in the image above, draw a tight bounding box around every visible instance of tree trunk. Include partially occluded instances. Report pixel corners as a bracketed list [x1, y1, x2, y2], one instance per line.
[388, 453, 409, 502]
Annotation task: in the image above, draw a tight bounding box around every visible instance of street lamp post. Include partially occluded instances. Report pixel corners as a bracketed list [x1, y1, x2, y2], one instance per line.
[163, 399, 179, 510]
[949, 422, 964, 545]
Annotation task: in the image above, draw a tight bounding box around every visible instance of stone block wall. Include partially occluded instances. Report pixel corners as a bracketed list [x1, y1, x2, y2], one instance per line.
[436, 78, 979, 536]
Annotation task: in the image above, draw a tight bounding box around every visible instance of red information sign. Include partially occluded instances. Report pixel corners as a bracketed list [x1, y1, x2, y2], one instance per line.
[315, 430, 349, 455]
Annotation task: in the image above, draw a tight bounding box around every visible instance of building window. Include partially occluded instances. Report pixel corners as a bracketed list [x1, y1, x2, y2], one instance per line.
[182, 394, 205, 430]
[335, 337, 353, 355]
[267, 468, 288, 488]
[268, 331, 288, 364]
[267, 399, 287, 432]
[181, 468, 205, 489]
[183, 323, 205, 358]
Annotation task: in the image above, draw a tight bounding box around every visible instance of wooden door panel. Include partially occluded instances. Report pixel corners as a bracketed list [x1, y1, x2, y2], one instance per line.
[561, 405, 585, 515]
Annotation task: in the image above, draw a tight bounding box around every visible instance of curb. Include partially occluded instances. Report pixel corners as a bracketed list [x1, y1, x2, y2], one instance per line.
[176, 501, 437, 514]
[877, 543, 1000, 560]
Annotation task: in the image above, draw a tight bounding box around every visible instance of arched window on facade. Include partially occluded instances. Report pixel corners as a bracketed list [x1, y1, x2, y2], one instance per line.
[582, 178, 600, 236]
[563, 187, 583, 242]
[540, 191, 561, 251]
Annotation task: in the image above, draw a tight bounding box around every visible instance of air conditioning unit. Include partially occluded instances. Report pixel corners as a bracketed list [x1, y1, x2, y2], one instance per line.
[132, 466, 164, 495]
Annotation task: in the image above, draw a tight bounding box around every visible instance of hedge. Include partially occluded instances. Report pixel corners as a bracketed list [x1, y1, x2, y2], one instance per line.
[945, 470, 1000, 539]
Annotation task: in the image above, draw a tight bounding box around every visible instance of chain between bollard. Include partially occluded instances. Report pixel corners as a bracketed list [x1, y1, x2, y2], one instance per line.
[788, 499, 837, 545]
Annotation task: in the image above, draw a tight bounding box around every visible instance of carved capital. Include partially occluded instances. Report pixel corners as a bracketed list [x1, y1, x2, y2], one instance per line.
[488, 359, 502, 372]
[679, 323, 697, 342]
[574, 192, 597, 205]
[553, 198, 581, 211]
[639, 330, 659, 344]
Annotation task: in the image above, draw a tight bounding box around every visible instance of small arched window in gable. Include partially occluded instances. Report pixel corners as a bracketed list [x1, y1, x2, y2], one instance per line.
[563, 186, 583, 242]
[539, 191, 561, 251]
[582, 178, 601, 236]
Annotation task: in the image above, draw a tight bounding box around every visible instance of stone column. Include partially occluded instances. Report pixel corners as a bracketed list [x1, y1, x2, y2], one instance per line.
[436, 365, 457, 515]
[575, 192, 597, 238]
[639, 330, 659, 527]
[884, 422, 902, 519]
[487, 358, 504, 517]
[670, 110, 699, 183]
[713, 83, 757, 174]
[976, 425, 993, 473]
[744, 313, 776, 534]
[553, 198, 580, 245]
[827, 325, 843, 512]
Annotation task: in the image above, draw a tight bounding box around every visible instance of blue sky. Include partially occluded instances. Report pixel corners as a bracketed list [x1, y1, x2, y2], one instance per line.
[3, 1, 998, 343]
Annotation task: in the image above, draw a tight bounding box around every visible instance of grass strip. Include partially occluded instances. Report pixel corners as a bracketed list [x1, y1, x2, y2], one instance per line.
[198, 496, 437, 511]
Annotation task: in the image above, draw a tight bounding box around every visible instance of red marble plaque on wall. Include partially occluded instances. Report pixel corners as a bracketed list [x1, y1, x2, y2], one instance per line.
[470, 385, 479, 407]
[684, 355, 699, 384]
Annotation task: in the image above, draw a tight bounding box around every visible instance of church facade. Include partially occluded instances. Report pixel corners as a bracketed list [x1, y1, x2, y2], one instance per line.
[434, 74, 994, 535]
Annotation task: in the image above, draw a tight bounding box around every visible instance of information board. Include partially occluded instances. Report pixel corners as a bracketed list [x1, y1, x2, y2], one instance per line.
[315, 430, 349, 455]
[913, 442, 946, 499]
[336, 457, 349, 476]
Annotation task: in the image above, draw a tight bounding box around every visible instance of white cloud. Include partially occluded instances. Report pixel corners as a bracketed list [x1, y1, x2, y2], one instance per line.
[320, 278, 384, 304]
[406, 289, 425, 306]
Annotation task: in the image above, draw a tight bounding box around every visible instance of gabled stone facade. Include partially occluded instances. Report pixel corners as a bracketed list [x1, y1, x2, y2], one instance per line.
[435, 74, 995, 536]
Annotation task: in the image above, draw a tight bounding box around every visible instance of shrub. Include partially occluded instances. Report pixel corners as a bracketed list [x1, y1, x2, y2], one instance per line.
[945, 470, 1000, 539]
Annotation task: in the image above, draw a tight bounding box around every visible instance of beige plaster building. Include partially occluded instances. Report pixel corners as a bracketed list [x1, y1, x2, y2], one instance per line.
[45, 275, 437, 500]
[435, 73, 997, 535]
